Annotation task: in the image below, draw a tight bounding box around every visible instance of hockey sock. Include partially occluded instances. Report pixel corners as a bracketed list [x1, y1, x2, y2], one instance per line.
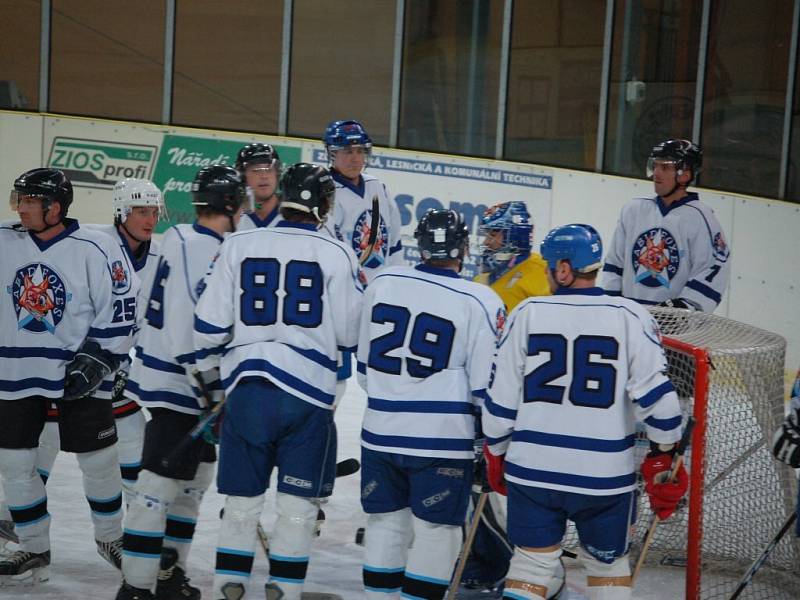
[363, 508, 412, 600]
[578, 547, 631, 600]
[213, 493, 264, 599]
[121, 469, 179, 590]
[267, 492, 319, 600]
[77, 445, 123, 543]
[35, 421, 60, 484]
[403, 515, 461, 600]
[116, 411, 146, 506]
[0, 448, 50, 554]
[503, 548, 563, 600]
[163, 461, 213, 569]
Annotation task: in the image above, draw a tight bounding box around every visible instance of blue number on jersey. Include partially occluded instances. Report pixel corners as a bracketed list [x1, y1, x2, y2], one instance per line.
[145, 257, 170, 329]
[240, 258, 323, 328]
[112, 297, 136, 324]
[525, 334, 618, 408]
[367, 303, 456, 378]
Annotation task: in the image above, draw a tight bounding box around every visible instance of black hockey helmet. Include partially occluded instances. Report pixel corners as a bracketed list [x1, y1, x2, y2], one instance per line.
[12, 168, 73, 219]
[190, 165, 245, 216]
[415, 208, 469, 261]
[279, 162, 335, 222]
[235, 142, 281, 173]
[647, 139, 702, 179]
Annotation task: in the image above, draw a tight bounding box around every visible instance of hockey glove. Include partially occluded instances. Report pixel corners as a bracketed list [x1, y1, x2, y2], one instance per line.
[658, 298, 696, 310]
[63, 340, 118, 401]
[772, 408, 800, 467]
[641, 451, 689, 520]
[483, 442, 507, 496]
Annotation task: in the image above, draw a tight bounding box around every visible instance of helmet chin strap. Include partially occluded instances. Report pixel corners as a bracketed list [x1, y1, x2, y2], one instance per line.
[26, 201, 63, 235]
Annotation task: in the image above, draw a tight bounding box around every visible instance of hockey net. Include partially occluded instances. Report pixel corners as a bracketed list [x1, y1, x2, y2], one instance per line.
[634, 308, 798, 599]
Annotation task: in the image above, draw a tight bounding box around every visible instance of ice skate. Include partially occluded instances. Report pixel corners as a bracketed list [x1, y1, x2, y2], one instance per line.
[97, 536, 123, 569]
[0, 549, 50, 585]
[115, 580, 157, 599]
[156, 547, 200, 599]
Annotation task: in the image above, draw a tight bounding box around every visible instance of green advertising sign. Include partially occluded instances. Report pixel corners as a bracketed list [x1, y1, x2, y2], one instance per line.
[151, 134, 302, 231]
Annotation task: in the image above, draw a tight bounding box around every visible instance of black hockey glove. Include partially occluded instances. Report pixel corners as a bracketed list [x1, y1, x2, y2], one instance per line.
[658, 298, 695, 310]
[772, 407, 800, 467]
[63, 340, 118, 401]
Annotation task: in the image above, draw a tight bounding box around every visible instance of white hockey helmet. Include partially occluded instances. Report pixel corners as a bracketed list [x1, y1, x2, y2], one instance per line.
[113, 178, 165, 223]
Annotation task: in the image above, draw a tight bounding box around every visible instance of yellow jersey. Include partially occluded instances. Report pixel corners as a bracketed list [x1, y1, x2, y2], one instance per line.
[473, 253, 551, 311]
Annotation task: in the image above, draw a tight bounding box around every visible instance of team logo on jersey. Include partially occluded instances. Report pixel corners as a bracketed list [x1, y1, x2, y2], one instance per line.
[351, 210, 388, 270]
[712, 231, 729, 261]
[7, 263, 71, 333]
[110, 260, 129, 290]
[631, 227, 680, 289]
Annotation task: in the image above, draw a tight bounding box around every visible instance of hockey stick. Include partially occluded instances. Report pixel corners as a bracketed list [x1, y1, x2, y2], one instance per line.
[359, 195, 380, 266]
[445, 491, 490, 600]
[728, 511, 797, 599]
[160, 372, 225, 471]
[632, 416, 696, 584]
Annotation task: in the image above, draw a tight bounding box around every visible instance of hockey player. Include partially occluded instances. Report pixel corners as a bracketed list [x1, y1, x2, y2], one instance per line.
[0, 168, 135, 580]
[772, 367, 800, 538]
[22, 178, 165, 520]
[194, 163, 364, 600]
[235, 142, 283, 231]
[602, 139, 730, 312]
[357, 208, 505, 600]
[461, 201, 551, 597]
[115, 165, 246, 600]
[482, 224, 688, 600]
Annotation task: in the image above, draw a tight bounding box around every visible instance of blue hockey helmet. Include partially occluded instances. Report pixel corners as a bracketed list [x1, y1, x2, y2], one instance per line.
[540, 224, 603, 273]
[323, 119, 372, 163]
[415, 208, 469, 262]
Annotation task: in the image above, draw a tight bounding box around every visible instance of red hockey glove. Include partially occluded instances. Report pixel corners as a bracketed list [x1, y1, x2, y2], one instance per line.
[641, 452, 689, 520]
[483, 442, 507, 496]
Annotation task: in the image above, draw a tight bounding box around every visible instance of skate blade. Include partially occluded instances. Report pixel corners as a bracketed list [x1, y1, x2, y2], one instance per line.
[0, 565, 50, 586]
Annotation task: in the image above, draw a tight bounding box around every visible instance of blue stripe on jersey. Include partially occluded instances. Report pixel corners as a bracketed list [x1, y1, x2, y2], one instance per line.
[88, 325, 133, 338]
[602, 263, 623, 275]
[361, 428, 473, 452]
[370, 272, 497, 336]
[194, 345, 226, 361]
[505, 461, 636, 490]
[644, 414, 682, 431]
[0, 377, 65, 392]
[357, 361, 367, 375]
[486, 433, 511, 446]
[286, 344, 337, 372]
[636, 380, 675, 408]
[194, 316, 231, 335]
[338, 344, 357, 353]
[389, 240, 403, 255]
[223, 359, 335, 405]
[367, 397, 474, 415]
[126, 380, 200, 410]
[605, 290, 622, 296]
[0, 347, 74, 360]
[135, 346, 185, 374]
[99, 379, 114, 392]
[511, 430, 635, 453]
[686, 279, 722, 303]
[472, 389, 489, 403]
[484, 393, 517, 420]
[174, 351, 195, 364]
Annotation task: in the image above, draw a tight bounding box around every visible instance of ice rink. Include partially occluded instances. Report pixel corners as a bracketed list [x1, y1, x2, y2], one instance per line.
[4, 377, 688, 600]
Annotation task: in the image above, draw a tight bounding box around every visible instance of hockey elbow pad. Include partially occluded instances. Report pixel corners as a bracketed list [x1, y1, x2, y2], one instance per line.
[63, 340, 118, 401]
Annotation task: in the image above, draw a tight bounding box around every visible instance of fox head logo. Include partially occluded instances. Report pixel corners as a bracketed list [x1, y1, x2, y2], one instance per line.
[8, 263, 71, 333]
[631, 228, 680, 289]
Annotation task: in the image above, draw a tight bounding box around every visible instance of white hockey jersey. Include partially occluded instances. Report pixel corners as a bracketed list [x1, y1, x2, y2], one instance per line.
[357, 264, 505, 460]
[125, 223, 224, 415]
[602, 193, 730, 312]
[321, 172, 403, 281]
[0, 220, 137, 401]
[85, 223, 159, 399]
[483, 287, 682, 496]
[237, 205, 280, 231]
[194, 221, 365, 409]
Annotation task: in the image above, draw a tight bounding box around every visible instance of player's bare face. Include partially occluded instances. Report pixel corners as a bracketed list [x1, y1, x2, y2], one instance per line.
[652, 160, 679, 197]
[16, 195, 49, 230]
[333, 146, 368, 182]
[245, 165, 278, 202]
[124, 206, 159, 241]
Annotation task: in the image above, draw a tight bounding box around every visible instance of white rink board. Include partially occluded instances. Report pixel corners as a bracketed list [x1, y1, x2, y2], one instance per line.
[0, 110, 797, 378]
